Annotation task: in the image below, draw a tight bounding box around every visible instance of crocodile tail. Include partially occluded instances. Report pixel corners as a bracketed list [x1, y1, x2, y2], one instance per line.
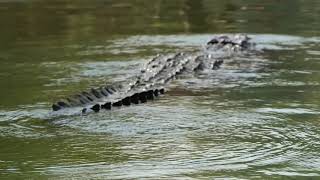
[80, 88, 165, 113]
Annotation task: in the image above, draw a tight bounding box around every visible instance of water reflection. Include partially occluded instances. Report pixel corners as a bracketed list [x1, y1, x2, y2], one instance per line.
[0, 0, 319, 46]
[1, 33, 320, 179]
[1, 0, 320, 179]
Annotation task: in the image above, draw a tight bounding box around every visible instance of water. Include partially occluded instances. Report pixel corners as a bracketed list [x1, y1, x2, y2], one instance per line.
[1, 0, 320, 179]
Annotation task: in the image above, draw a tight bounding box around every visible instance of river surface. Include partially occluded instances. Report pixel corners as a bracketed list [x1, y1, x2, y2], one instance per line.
[1, 0, 320, 179]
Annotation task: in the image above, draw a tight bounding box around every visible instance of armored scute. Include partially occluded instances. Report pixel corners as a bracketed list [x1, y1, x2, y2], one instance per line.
[52, 34, 253, 114]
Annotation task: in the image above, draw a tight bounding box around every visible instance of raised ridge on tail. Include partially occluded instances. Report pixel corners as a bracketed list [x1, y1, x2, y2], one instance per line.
[51, 34, 253, 114]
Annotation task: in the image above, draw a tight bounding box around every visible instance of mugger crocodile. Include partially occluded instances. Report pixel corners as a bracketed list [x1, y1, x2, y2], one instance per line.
[52, 34, 254, 114]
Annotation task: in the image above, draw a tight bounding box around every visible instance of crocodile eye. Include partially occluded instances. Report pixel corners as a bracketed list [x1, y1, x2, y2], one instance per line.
[152, 65, 158, 68]
[207, 38, 218, 45]
[52, 104, 61, 111]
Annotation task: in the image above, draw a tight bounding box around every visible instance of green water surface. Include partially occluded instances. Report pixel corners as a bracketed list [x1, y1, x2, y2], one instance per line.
[1, 0, 320, 179]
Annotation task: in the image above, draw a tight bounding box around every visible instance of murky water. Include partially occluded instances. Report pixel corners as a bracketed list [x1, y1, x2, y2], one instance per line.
[1, 0, 320, 179]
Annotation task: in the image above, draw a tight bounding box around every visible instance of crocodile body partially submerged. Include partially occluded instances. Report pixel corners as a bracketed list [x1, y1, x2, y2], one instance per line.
[52, 34, 253, 114]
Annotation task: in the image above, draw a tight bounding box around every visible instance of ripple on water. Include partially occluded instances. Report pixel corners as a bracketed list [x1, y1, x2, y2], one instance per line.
[256, 108, 320, 115]
[1, 34, 320, 179]
[35, 100, 320, 179]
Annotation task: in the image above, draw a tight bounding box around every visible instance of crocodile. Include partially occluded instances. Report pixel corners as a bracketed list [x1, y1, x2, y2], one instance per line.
[52, 34, 253, 114]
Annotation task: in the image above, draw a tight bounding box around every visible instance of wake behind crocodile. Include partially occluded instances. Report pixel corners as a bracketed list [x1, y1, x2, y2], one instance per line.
[51, 34, 257, 116]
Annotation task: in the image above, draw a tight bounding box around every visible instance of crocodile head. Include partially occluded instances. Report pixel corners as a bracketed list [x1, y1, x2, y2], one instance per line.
[207, 34, 252, 51]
